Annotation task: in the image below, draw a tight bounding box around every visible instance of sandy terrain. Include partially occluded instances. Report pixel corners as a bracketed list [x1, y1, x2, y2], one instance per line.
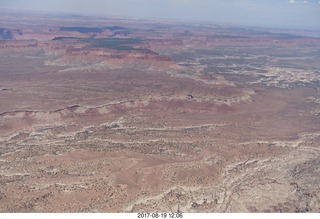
[0, 10, 320, 212]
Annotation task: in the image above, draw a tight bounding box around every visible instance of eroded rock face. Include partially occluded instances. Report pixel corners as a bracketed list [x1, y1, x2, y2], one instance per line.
[0, 40, 37, 48]
[63, 46, 171, 61]
[0, 10, 320, 213]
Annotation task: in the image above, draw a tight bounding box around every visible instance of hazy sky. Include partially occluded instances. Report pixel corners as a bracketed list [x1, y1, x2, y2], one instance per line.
[1, 0, 320, 29]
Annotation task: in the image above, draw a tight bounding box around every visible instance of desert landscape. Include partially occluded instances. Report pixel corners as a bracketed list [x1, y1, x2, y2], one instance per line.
[0, 9, 320, 212]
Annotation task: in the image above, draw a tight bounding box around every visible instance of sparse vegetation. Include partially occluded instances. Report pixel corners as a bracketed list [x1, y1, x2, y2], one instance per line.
[1, 10, 320, 213]
[60, 26, 103, 33]
[53, 37, 143, 51]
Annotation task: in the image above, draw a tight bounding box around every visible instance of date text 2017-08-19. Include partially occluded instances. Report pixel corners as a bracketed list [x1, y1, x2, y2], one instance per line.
[137, 212, 183, 218]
